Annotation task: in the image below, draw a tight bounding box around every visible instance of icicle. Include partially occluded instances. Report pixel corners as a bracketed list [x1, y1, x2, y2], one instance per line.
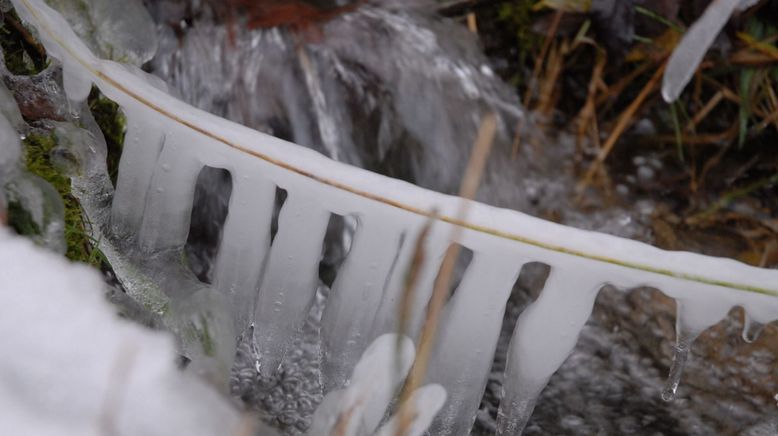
[111, 116, 165, 237]
[138, 130, 204, 253]
[253, 191, 330, 376]
[212, 164, 276, 333]
[662, 0, 751, 102]
[370, 221, 449, 340]
[662, 298, 731, 401]
[661, 326, 695, 402]
[321, 216, 405, 391]
[426, 251, 525, 435]
[741, 312, 764, 344]
[497, 266, 602, 436]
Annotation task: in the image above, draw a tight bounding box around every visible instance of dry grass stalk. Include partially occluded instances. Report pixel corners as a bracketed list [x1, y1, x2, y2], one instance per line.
[393, 213, 436, 436]
[576, 50, 607, 147]
[685, 90, 724, 132]
[525, 10, 563, 108]
[577, 62, 666, 196]
[536, 39, 569, 116]
[395, 113, 497, 436]
[331, 403, 360, 436]
[232, 413, 259, 436]
[466, 12, 478, 33]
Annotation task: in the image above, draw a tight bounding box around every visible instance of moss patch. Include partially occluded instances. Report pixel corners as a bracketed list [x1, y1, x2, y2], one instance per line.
[21, 132, 101, 265]
[496, 2, 541, 87]
[7, 198, 41, 236]
[88, 86, 126, 186]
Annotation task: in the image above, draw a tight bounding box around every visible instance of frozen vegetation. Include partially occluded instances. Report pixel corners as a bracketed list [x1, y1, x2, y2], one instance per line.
[1, 0, 778, 435]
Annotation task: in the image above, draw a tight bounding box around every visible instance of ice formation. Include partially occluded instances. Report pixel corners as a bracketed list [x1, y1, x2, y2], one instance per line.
[0, 96, 66, 252]
[9, 0, 778, 434]
[44, 0, 157, 65]
[662, 0, 760, 102]
[309, 334, 446, 436]
[0, 229, 242, 436]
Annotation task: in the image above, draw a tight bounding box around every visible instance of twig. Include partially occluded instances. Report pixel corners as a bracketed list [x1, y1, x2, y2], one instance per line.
[525, 10, 563, 108]
[466, 12, 478, 34]
[393, 213, 436, 436]
[397, 113, 497, 435]
[577, 62, 666, 196]
[575, 49, 606, 147]
[685, 90, 724, 132]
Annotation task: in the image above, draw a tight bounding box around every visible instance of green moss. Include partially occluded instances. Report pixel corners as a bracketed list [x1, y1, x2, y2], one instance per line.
[21, 133, 100, 265]
[497, 2, 542, 87]
[7, 198, 41, 236]
[88, 87, 126, 186]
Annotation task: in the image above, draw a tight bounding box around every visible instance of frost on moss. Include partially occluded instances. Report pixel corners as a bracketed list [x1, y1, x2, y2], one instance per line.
[88, 86, 125, 186]
[18, 132, 100, 264]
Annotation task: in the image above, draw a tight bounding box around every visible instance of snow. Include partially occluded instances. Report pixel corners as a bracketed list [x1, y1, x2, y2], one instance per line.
[0, 229, 241, 436]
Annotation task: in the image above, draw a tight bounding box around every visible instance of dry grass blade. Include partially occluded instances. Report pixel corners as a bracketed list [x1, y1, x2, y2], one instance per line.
[525, 10, 563, 108]
[536, 39, 569, 116]
[393, 213, 436, 436]
[576, 50, 606, 146]
[331, 403, 359, 436]
[232, 414, 259, 436]
[395, 112, 497, 435]
[578, 62, 666, 195]
[685, 90, 724, 132]
[466, 12, 478, 33]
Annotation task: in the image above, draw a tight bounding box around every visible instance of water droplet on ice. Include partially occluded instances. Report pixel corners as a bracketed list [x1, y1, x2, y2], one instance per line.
[162, 164, 171, 172]
[741, 314, 764, 343]
[662, 332, 695, 402]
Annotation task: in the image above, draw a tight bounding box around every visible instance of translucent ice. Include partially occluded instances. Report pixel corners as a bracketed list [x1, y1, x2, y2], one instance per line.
[309, 334, 445, 436]
[44, 0, 157, 65]
[663, 0, 759, 102]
